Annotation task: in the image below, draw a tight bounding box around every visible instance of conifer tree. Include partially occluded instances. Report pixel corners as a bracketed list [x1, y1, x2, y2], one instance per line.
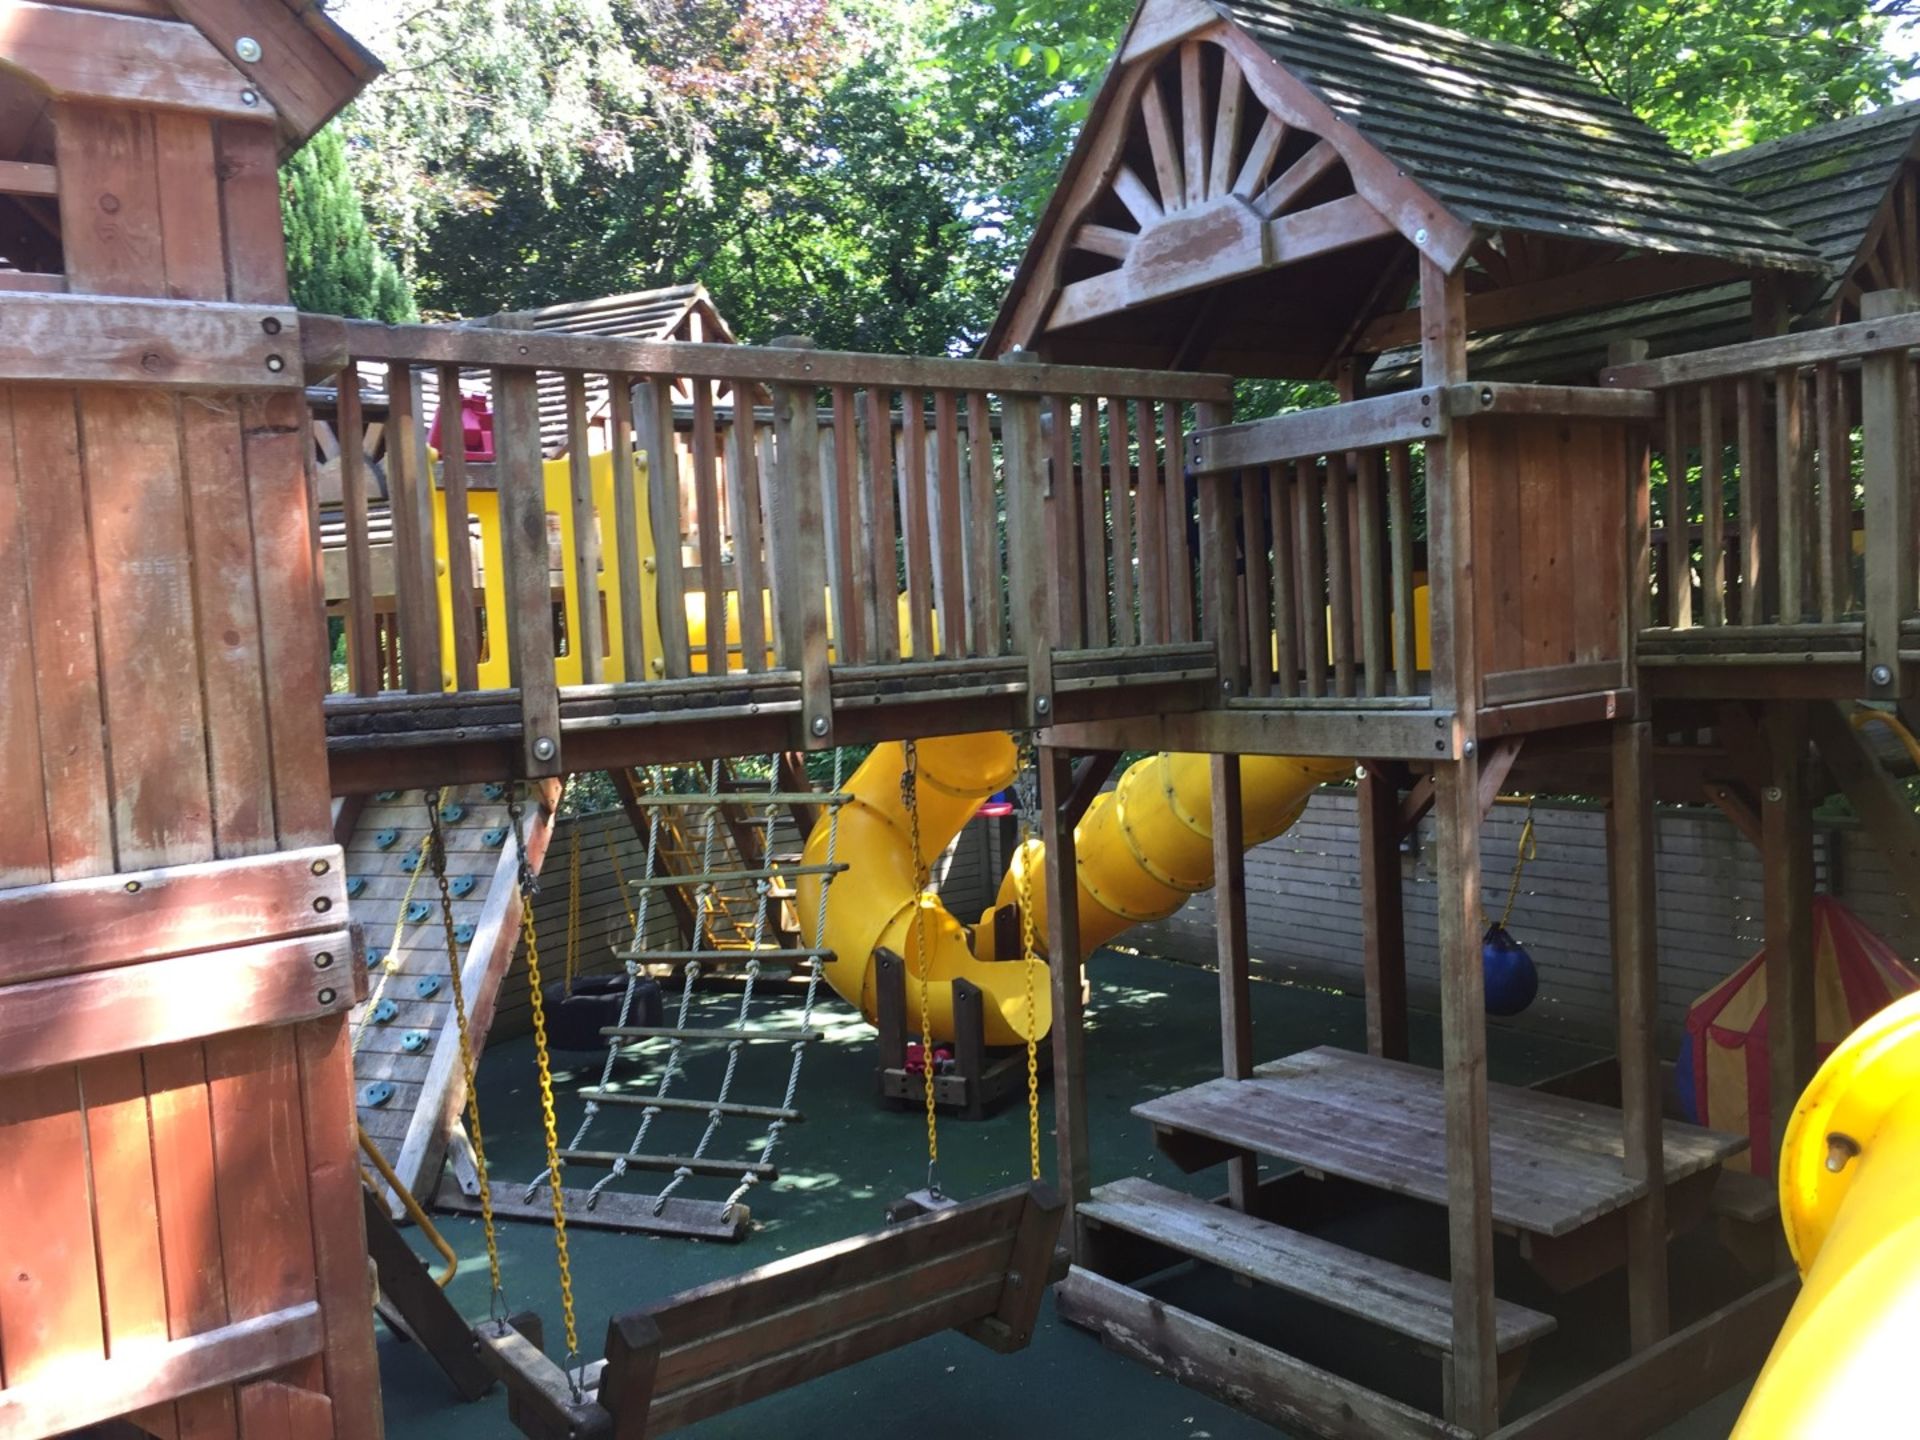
[281, 125, 417, 322]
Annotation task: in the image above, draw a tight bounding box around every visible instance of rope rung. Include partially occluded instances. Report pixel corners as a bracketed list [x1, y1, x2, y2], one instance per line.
[627, 862, 848, 888]
[618, 947, 833, 963]
[619, 791, 853, 808]
[576, 1090, 803, 1123]
[557, 1150, 779, 1179]
[602, 1025, 821, 1045]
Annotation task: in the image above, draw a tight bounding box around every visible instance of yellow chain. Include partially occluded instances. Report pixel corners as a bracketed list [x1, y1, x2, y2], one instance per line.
[902, 741, 939, 1187]
[604, 818, 638, 933]
[1016, 815, 1042, 1181]
[515, 789, 580, 1369]
[426, 794, 505, 1316]
[565, 818, 581, 998]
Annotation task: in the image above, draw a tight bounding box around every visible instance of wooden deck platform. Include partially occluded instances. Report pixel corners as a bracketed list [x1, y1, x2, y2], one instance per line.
[1134, 1048, 1744, 1238]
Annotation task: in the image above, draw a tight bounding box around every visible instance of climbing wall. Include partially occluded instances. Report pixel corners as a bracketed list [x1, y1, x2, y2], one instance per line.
[344, 783, 556, 1205]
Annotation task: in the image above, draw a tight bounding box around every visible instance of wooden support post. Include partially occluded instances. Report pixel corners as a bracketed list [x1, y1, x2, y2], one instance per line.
[1862, 289, 1917, 700]
[1358, 763, 1409, 1060]
[1001, 356, 1054, 726]
[1609, 720, 1668, 1350]
[361, 1187, 493, 1402]
[1196, 398, 1242, 695]
[495, 365, 562, 776]
[1761, 702, 1815, 1167]
[1211, 753, 1258, 1210]
[1435, 752, 1499, 1435]
[1041, 746, 1089, 1226]
[768, 338, 833, 747]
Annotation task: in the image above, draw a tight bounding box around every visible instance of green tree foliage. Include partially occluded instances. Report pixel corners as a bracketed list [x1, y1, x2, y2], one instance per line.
[281, 125, 418, 322]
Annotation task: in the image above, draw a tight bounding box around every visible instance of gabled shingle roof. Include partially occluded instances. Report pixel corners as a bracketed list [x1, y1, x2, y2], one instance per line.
[1218, 0, 1821, 273]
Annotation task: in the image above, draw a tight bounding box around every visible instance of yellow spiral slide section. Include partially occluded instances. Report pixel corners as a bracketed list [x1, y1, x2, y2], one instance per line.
[794, 738, 1350, 1046]
[1733, 989, 1920, 1437]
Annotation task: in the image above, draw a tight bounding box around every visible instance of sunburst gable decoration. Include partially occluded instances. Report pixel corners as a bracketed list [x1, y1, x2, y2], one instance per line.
[1049, 34, 1395, 331]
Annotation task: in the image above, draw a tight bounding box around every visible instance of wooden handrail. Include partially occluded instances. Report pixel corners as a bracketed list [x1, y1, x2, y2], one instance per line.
[1600, 305, 1920, 389]
[301, 314, 1235, 401]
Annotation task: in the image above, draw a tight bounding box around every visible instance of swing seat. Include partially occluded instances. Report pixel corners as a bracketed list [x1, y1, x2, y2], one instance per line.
[478, 1181, 1067, 1438]
[547, 975, 663, 1052]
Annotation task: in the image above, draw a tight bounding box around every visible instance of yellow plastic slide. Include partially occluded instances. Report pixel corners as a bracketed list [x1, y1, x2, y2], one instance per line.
[1732, 989, 1920, 1437]
[793, 736, 1349, 1046]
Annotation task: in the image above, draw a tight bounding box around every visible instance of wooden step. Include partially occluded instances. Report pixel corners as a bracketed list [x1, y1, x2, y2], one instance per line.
[1080, 1177, 1554, 1355]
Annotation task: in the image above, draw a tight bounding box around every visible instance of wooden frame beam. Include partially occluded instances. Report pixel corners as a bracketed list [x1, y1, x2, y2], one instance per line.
[0, 294, 301, 390]
[0, 1, 275, 120]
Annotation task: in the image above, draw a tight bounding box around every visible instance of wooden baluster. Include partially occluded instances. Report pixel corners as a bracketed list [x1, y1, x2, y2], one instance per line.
[1001, 371, 1053, 726]
[1388, 443, 1416, 694]
[1049, 394, 1083, 647]
[690, 381, 727, 674]
[437, 364, 481, 690]
[933, 388, 967, 657]
[1663, 389, 1693, 629]
[1356, 446, 1386, 696]
[1270, 463, 1297, 699]
[336, 362, 379, 695]
[1195, 398, 1241, 693]
[1698, 381, 1725, 628]
[1135, 400, 1167, 647]
[831, 385, 865, 664]
[1079, 395, 1110, 647]
[1164, 401, 1195, 644]
[1815, 361, 1851, 620]
[563, 371, 605, 683]
[727, 386, 768, 673]
[607, 375, 649, 683]
[1776, 366, 1811, 626]
[384, 361, 443, 691]
[768, 347, 832, 743]
[1327, 449, 1355, 698]
[637, 377, 690, 679]
[494, 365, 561, 773]
[1296, 457, 1326, 698]
[863, 387, 901, 663]
[1108, 396, 1135, 647]
[901, 389, 935, 659]
[965, 391, 1001, 656]
[1242, 469, 1272, 698]
[1736, 374, 1773, 624]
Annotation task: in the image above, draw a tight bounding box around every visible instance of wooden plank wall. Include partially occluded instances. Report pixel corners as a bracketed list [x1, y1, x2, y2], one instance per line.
[1140, 790, 1889, 1048]
[0, 95, 379, 1438]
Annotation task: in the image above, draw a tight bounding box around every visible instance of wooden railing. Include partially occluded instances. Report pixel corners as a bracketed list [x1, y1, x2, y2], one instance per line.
[1190, 390, 1440, 703]
[1602, 294, 1919, 696]
[300, 316, 1230, 771]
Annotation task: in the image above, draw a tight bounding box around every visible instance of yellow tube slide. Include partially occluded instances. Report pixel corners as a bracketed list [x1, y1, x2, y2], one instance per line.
[1733, 989, 1920, 1437]
[795, 739, 1350, 1046]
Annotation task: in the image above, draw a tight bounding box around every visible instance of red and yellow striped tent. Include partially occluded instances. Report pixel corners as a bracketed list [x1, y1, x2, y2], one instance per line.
[1685, 897, 1919, 1176]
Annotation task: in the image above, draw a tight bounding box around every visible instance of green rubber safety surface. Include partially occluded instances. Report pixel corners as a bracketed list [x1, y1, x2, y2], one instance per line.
[377, 948, 1754, 1439]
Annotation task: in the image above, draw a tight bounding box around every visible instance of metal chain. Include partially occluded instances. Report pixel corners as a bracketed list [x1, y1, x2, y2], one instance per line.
[902, 740, 940, 1195]
[425, 790, 506, 1322]
[1014, 734, 1043, 1181]
[509, 785, 581, 1389]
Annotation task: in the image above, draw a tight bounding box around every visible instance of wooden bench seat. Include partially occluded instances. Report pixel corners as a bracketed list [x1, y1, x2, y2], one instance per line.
[477, 1181, 1065, 1438]
[1079, 1177, 1555, 1356]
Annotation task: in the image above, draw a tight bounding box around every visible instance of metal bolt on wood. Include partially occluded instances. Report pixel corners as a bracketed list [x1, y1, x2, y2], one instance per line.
[234, 35, 262, 61]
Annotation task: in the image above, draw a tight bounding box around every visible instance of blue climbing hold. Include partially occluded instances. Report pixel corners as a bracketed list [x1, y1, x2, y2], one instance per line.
[415, 974, 442, 999]
[1482, 924, 1539, 1017]
[360, 1081, 395, 1108]
[399, 851, 422, 873]
[400, 1030, 428, 1054]
[449, 874, 477, 899]
[405, 900, 432, 924]
[482, 783, 508, 802]
[482, 826, 509, 849]
[453, 923, 476, 945]
[345, 876, 367, 899]
[368, 946, 387, 967]
[371, 998, 399, 1024]
[374, 828, 399, 850]
[440, 801, 467, 825]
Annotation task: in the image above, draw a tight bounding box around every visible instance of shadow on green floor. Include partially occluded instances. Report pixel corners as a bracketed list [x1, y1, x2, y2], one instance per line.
[377, 948, 1750, 1438]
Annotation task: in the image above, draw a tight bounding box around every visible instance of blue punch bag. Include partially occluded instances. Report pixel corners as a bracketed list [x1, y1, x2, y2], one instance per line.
[1481, 923, 1538, 1016]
